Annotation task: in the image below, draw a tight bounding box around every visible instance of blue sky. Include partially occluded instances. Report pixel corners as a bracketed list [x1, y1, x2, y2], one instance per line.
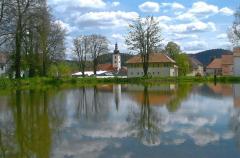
[47, 0, 239, 57]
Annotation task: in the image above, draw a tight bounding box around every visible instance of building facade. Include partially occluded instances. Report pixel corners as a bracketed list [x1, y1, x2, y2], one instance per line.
[126, 53, 178, 78]
[222, 54, 233, 76]
[234, 47, 240, 76]
[112, 43, 121, 71]
[188, 57, 204, 76]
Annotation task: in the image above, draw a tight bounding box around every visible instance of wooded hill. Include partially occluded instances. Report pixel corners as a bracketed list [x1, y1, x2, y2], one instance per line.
[190, 49, 232, 67]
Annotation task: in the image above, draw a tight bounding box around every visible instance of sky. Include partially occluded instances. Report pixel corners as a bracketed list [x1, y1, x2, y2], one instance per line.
[47, 0, 240, 57]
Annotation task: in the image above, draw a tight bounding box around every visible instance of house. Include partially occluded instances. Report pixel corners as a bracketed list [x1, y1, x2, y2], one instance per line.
[126, 53, 178, 77]
[188, 57, 204, 76]
[0, 53, 7, 76]
[233, 47, 240, 76]
[206, 52, 234, 76]
[206, 58, 222, 75]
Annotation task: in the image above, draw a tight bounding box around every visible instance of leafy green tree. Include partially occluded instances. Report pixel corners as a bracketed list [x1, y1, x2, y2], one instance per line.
[165, 42, 190, 76]
[165, 42, 181, 60]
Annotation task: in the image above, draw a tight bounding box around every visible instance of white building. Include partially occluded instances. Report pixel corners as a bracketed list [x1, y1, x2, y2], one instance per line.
[112, 43, 121, 71]
[234, 47, 240, 76]
[188, 57, 204, 76]
[126, 53, 178, 78]
[0, 53, 7, 76]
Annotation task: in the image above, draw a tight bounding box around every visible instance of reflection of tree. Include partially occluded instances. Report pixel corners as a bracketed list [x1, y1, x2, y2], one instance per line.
[0, 89, 65, 158]
[127, 86, 160, 146]
[167, 84, 192, 112]
[75, 86, 109, 121]
[76, 87, 89, 119]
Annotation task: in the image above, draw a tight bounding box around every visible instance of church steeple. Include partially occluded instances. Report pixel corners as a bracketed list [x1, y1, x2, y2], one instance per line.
[112, 43, 121, 71]
[114, 43, 120, 54]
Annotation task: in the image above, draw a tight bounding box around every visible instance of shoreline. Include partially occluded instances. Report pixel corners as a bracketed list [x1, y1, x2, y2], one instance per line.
[0, 76, 240, 90]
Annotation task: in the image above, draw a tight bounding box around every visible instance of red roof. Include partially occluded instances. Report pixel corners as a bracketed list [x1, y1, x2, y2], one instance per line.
[207, 58, 222, 69]
[126, 53, 175, 64]
[97, 64, 114, 71]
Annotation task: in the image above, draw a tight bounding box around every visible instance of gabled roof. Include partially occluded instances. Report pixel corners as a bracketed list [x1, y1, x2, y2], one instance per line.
[97, 64, 114, 71]
[221, 54, 233, 65]
[207, 58, 222, 69]
[0, 53, 7, 64]
[126, 53, 175, 64]
[189, 57, 203, 68]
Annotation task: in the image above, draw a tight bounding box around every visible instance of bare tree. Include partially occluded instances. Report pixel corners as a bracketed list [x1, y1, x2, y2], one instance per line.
[228, 6, 240, 47]
[89, 34, 108, 75]
[126, 16, 163, 77]
[73, 36, 89, 77]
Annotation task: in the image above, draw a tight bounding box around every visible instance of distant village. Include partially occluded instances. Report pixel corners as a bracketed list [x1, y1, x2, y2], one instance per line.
[1, 44, 240, 78]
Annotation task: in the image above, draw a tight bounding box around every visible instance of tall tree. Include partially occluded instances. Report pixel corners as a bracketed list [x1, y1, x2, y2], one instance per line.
[73, 35, 89, 77]
[165, 42, 181, 60]
[228, 6, 240, 47]
[164, 41, 190, 76]
[89, 34, 108, 75]
[126, 16, 163, 77]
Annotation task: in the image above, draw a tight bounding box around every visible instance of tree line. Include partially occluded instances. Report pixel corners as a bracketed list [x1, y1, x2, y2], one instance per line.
[0, 0, 66, 78]
[1, 0, 239, 78]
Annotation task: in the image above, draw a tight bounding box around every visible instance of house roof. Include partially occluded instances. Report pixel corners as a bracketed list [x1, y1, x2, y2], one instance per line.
[189, 57, 203, 68]
[221, 54, 233, 65]
[207, 58, 222, 69]
[97, 64, 114, 71]
[0, 53, 7, 64]
[126, 53, 175, 64]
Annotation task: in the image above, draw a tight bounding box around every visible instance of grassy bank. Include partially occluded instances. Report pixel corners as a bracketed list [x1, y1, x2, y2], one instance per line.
[1, 76, 240, 90]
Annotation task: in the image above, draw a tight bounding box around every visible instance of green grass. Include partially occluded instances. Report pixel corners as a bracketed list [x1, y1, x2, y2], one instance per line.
[1, 76, 240, 90]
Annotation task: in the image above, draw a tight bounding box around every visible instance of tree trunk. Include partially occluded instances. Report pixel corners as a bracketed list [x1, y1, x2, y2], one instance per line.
[15, 18, 22, 79]
[93, 58, 98, 75]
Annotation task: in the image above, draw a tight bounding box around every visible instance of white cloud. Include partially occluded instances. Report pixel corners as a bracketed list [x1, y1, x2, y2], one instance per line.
[49, 0, 106, 9]
[157, 16, 172, 22]
[189, 1, 218, 14]
[112, 1, 120, 7]
[169, 21, 216, 33]
[219, 7, 234, 16]
[176, 12, 197, 21]
[73, 11, 139, 29]
[217, 33, 228, 39]
[112, 33, 124, 41]
[139, 1, 160, 13]
[183, 40, 208, 51]
[161, 2, 185, 10]
[171, 34, 199, 41]
[176, 2, 234, 21]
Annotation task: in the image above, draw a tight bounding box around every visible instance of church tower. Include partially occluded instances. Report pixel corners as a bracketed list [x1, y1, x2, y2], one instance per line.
[113, 43, 121, 71]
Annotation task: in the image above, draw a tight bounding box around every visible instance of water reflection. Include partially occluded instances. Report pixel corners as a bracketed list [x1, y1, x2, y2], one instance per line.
[1, 83, 240, 157]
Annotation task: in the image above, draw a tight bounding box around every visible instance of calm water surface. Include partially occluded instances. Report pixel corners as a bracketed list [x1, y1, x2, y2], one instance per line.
[1, 83, 240, 158]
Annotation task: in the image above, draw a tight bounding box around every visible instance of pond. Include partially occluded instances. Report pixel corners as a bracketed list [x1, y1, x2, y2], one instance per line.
[1, 83, 240, 158]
